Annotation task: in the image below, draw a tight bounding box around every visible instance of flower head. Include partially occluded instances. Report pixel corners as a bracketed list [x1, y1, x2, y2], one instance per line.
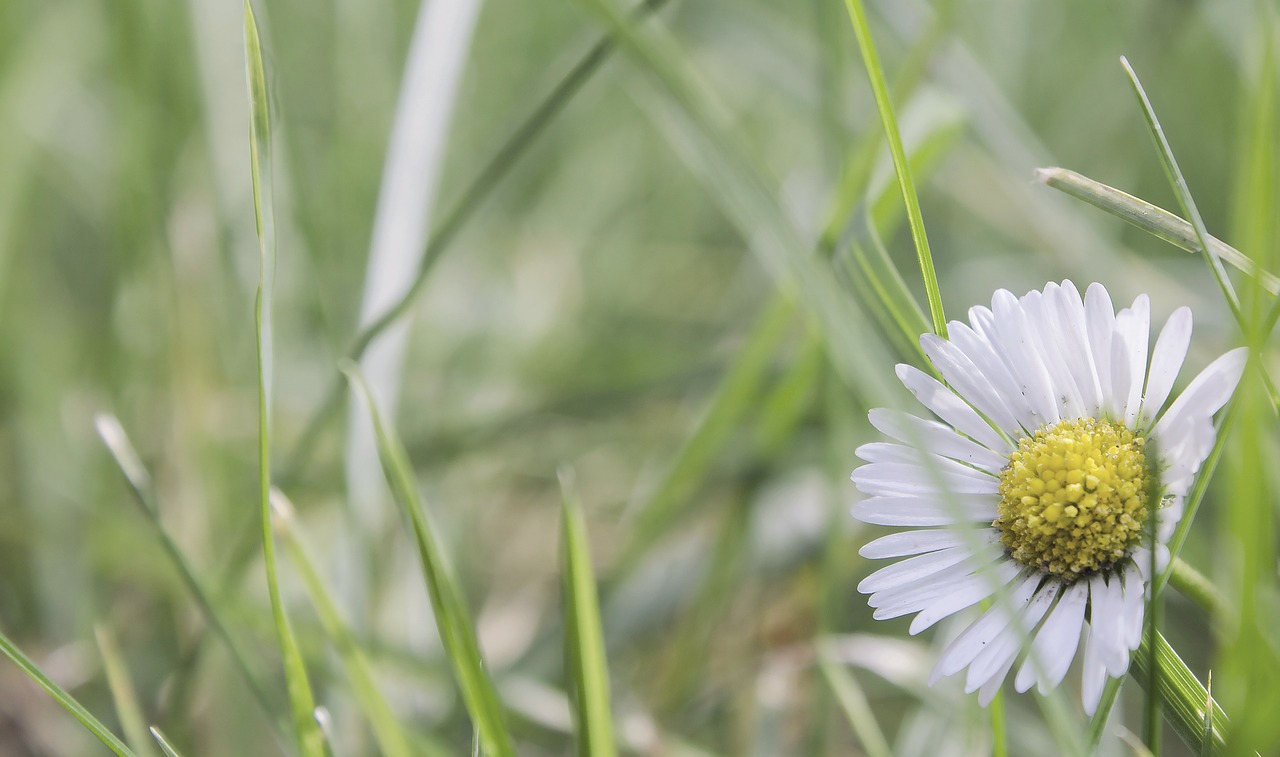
[851, 281, 1245, 713]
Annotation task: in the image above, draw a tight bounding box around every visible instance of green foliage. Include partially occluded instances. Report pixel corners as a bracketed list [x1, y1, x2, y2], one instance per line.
[0, 0, 1277, 754]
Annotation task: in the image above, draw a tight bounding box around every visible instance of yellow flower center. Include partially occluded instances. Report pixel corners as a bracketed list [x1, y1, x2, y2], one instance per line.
[994, 418, 1148, 579]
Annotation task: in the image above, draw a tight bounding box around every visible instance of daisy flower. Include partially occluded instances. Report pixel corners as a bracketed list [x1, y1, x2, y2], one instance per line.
[851, 280, 1245, 713]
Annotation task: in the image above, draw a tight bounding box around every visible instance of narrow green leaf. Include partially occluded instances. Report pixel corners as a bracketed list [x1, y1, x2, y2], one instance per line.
[342, 364, 515, 757]
[1200, 673, 1214, 757]
[1033, 167, 1279, 294]
[273, 491, 415, 757]
[575, 0, 897, 404]
[0, 626, 136, 757]
[277, 0, 674, 489]
[842, 0, 947, 338]
[149, 727, 185, 757]
[94, 414, 284, 734]
[558, 470, 618, 757]
[243, 4, 325, 755]
[1086, 677, 1124, 749]
[818, 658, 891, 757]
[1120, 55, 1241, 319]
[1131, 631, 1228, 755]
[1167, 557, 1230, 621]
[94, 626, 160, 757]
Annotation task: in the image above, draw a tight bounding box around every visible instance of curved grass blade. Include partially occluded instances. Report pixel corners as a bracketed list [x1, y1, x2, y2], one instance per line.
[0, 626, 136, 757]
[95, 626, 160, 757]
[149, 727, 185, 757]
[1033, 167, 1279, 294]
[842, 0, 946, 338]
[342, 363, 515, 757]
[278, 0, 673, 489]
[244, 4, 326, 755]
[1131, 630, 1228, 755]
[272, 491, 415, 757]
[558, 470, 617, 757]
[1120, 56, 1242, 320]
[818, 657, 891, 757]
[94, 414, 285, 736]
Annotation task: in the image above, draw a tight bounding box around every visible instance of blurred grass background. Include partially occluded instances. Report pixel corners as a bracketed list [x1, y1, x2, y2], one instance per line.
[0, 0, 1276, 754]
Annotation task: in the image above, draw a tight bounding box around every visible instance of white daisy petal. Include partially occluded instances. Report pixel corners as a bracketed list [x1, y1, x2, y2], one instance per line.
[930, 571, 1041, 685]
[871, 560, 1006, 619]
[1139, 307, 1192, 429]
[1022, 287, 1085, 419]
[908, 559, 1023, 634]
[868, 566, 981, 610]
[1015, 580, 1087, 694]
[1091, 572, 1128, 676]
[857, 545, 979, 594]
[966, 580, 1061, 693]
[979, 654, 1018, 707]
[1153, 347, 1248, 442]
[854, 443, 997, 481]
[1055, 280, 1105, 416]
[1081, 620, 1110, 716]
[1121, 561, 1146, 652]
[947, 321, 1040, 432]
[990, 290, 1060, 426]
[921, 334, 1022, 435]
[868, 408, 1009, 473]
[1109, 330, 1132, 421]
[851, 495, 996, 526]
[859, 529, 971, 559]
[1084, 283, 1117, 414]
[896, 365, 1012, 452]
[1116, 295, 1150, 426]
[852, 462, 999, 496]
[867, 548, 1006, 612]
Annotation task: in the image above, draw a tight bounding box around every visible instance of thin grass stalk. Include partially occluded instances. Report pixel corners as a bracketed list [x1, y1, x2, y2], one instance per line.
[1033, 167, 1279, 294]
[95, 626, 160, 757]
[243, 4, 326, 754]
[278, 0, 674, 489]
[1120, 56, 1241, 319]
[94, 414, 285, 736]
[0, 627, 136, 757]
[342, 365, 515, 757]
[272, 492, 415, 757]
[559, 471, 618, 757]
[842, 0, 947, 338]
[150, 727, 186, 757]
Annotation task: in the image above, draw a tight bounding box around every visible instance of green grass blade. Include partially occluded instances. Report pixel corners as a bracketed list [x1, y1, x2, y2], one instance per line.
[578, 0, 898, 407]
[94, 414, 285, 735]
[842, 0, 946, 338]
[0, 626, 136, 757]
[244, 4, 326, 755]
[1167, 557, 1230, 621]
[1200, 673, 1214, 757]
[149, 727, 185, 757]
[818, 656, 891, 757]
[277, 0, 673, 489]
[558, 470, 618, 757]
[1033, 167, 1279, 294]
[1120, 56, 1241, 319]
[342, 363, 515, 757]
[620, 294, 793, 565]
[94, 626, 160, 757]
[1131, 631, 1228, 755]
[273, 491, 415, 757]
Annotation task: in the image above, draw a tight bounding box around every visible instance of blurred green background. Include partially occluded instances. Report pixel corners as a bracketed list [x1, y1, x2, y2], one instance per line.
[0, 0, 1274, 754]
